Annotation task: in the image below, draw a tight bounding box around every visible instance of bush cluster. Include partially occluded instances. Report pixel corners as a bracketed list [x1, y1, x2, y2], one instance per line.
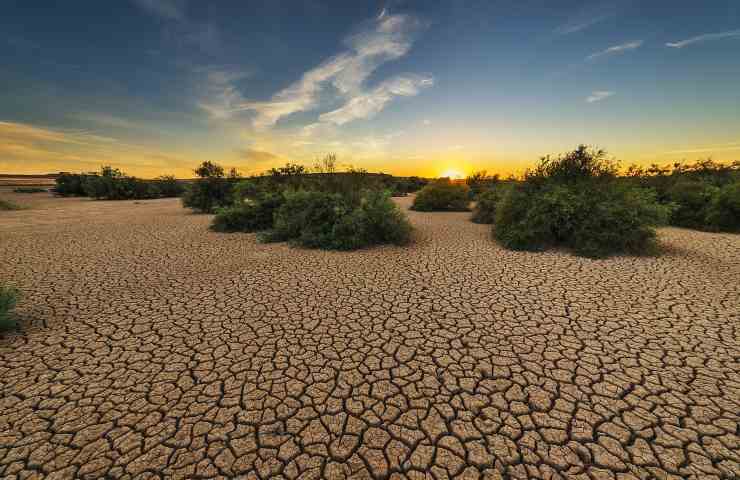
[625, 159, 739, 232]
[207, 156, 413, 250]
[0, 285, 20, 331]
[258, 190, 411, 250]
[54, 167, 184, 200]
[181, 161, 236, 213]
[491, 146, 672, 258]
[411, 180, 470, 211]
[0, 199, 22, 211]
[13, 187, 47, 193]
[471, 183, 512, 224]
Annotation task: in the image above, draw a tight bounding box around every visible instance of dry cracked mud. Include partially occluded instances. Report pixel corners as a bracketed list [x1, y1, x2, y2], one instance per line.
[1, 193, 739, 479]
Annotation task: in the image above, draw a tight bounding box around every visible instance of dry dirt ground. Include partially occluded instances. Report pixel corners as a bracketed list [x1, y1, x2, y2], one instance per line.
[1, 191, 739, 480]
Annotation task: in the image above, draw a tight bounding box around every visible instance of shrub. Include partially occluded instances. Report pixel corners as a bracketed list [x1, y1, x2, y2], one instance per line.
[0, 285, 20, 331]
[182, 161, 233, 213]
[666, 180, 717, 229]
[13, 187, 47, 193]
[411, 181, 470, 211]
[471, 184, 512, 224]
[260, 189, 411, 250]
[493, 146, 670, 258]
[211, 193, 284, 233]
[154, 175, 185, 197]
[54, 172, 91, 196]
[0, 199, 22, 211]
[466, 170, 499, 199]
[705, 181, 740, 232]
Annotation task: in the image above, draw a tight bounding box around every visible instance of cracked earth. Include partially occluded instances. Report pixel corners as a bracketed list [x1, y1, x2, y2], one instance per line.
[1, 192, 739, 479]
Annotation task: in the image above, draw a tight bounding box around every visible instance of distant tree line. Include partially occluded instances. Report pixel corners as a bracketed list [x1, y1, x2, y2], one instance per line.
[54, 166, 184, 200]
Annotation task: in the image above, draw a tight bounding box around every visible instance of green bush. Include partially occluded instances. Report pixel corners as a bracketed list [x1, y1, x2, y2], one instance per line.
[259, 189, 411, 250]
[154, 175, 185, 197]
[666, 180, 717, 229]
[54, 172, 91, 196]
[13, 187, 47, 193]
[182, 161, 234, 213]
[471, 184, 512, 224]
[211, 193, 284, 233]
[705, 182, 740, 232]
[0, 285, 20, 331]
[411, 181, 470, 211]
[0, 199, 22, 211]
[493, 146, 671, 258]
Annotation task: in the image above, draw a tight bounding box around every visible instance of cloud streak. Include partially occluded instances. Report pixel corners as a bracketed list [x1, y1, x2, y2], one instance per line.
[586, 40, 642, 60]
[204, 12, 431, 130]
[586, 91, 615, 103]
[666, 29, 740, 48]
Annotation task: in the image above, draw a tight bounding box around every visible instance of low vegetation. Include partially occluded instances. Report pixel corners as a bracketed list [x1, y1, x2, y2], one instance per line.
[625, 159, 739, 232]
[490, 146, 672, 258]
[0, 199, 23, 211]
[207, 155, 413, 250]
[411, 180, 470, 211]
[471, 183, 512, 224]
[13, 187, 47, 193]
[181, 161, 236, 213]
[0, 285, 20, 331]
[465, 170, 500, 199]
[54, 167, 184, 200]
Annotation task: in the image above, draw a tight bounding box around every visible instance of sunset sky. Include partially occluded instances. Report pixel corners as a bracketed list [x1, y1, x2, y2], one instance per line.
[1, 0, 739, 178]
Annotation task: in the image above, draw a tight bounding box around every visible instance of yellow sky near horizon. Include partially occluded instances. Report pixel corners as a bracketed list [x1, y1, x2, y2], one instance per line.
[1, 120, 738, 179]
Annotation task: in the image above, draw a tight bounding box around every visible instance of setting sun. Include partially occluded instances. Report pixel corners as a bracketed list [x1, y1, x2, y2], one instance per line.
[440, 169, 465, 180]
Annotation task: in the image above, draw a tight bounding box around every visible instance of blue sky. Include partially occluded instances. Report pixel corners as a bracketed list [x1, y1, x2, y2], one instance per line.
[1, 0, 739, 177]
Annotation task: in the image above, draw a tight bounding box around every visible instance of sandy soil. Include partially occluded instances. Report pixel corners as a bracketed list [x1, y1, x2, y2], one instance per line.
[1, 194, 738, 479]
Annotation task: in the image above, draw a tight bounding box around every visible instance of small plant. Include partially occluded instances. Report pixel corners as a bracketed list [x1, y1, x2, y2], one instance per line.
[182, 161, 234, 213]
[705, 181, 740, 232]
[0, 199, 23, 211]
[0, 285, 20, 331]
[493, 146, 671, 258]
[411, 180, 470, 211]
[211, 193, 284, 233]
[471, 184, 512, 224]
[257, 189, 412, 250]
[13, 187, 47, 193]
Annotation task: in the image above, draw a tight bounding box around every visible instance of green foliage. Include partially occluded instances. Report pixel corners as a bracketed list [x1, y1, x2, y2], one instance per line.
[0, 285, 20, 331]
[55, 167, 182, 200]
[54, 172, 91, 196]
[466, 170, 499, 199]
[182, 161, 234, 213]
[624, 158, 739, 231]
[411, 180, 470, 211]
[154, 175, 185, 197]
[211, 193, 284, 233]
[471, 184, 512, 224]
[493, 146, 670, 258]
[666, 180, 717, 229]
[258, 189, 411, 250]
[13, 187, 47, 193]
[705, 182, 740, 232]
[0, 199, 22, 211]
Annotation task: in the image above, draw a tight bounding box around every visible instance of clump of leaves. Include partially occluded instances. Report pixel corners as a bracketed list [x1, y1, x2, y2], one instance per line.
[0, 285, 20, 331]
[411, 180, 470, 211]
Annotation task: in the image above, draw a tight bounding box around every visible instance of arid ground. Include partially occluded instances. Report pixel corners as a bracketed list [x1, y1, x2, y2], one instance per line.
[1, 190, 738, 480]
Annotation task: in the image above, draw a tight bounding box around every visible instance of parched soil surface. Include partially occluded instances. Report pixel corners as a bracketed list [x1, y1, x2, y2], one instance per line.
[1, 194, 739, 480]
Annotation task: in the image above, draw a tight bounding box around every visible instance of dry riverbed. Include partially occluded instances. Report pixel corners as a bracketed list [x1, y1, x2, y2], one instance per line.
[1, 191, 739, 479]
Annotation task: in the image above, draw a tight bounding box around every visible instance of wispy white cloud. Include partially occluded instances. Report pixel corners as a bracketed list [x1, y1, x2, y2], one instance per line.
[666, 29, 740, 48]
[205, 11, 431, 130]
[586, 91, 615, 103]
[555, 2, 617, 35]
[586, 40, 642, 60]
[422, 119, 431, 126]
[196, 67, 251, 120]
[71, 113, 141, 130]
[318, 75, 433, 126]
